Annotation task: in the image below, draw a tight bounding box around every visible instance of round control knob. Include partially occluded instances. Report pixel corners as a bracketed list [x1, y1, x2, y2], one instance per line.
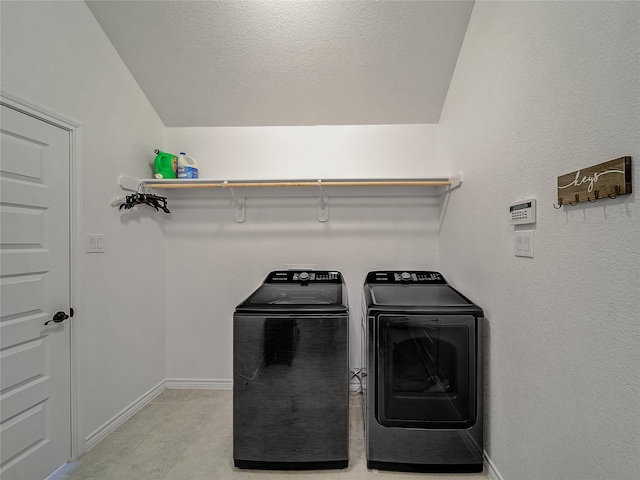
[400, 272, 412, 280]
[299, 272, 310, 281]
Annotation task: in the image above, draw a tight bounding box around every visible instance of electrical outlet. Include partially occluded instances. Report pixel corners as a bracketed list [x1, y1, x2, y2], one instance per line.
[86, 234, 105, 253]
[515, 230, 534, 258]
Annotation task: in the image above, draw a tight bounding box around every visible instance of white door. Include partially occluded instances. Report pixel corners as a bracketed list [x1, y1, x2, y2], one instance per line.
[1, 104, 72, 480]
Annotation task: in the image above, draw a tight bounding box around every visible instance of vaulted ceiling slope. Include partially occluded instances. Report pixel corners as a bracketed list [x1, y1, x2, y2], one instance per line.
[86, 1, 474, 127]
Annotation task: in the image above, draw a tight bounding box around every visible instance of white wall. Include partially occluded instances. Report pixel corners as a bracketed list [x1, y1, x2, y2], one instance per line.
[5, 4, 637, 479]
[166, 125, 444, 179]
[164, 126, 442, 381]
[439, 2, 639, 480]
[1, 1, 167, 444]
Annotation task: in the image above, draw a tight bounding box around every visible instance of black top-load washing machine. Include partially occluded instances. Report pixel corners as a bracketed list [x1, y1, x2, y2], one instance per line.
[362, 271, 484, 473]
[233, 270, 349, 470]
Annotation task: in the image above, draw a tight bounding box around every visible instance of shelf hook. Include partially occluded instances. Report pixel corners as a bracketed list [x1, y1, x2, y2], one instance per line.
[223, 181, 245, 223]
[317, 179, 328, 222]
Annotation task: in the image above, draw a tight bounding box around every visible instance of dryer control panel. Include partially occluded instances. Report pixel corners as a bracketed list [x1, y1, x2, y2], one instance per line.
[365, 271, 447, 284]
[265, 270, 343, 284]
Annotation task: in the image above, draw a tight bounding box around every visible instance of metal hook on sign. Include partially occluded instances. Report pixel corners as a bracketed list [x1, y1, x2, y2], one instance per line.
[553, 197, 564, 209]
[569, 194, 580, 206]
[608, 185, 620, 199]
[587, 190, 599, 203]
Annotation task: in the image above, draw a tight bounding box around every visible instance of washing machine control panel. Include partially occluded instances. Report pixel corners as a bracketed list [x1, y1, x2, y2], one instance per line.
[265, 270, 343, 283]
[366, 271, 447, 284]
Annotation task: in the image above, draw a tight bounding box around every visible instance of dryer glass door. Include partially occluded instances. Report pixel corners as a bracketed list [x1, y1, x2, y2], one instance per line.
[376, 314, 477, 429]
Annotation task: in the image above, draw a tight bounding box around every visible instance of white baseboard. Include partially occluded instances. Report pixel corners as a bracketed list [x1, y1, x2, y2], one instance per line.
[84, 380, 165, 452]
[84, 379, 231, 452]
[84, 377, 362, 454]
[165, 378, 232, 390]
[484, 451, 504, 480]
[166, 376, 358, 392]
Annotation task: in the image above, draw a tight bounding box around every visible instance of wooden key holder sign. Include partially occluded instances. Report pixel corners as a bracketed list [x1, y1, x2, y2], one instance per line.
[555, 156, 632, 207]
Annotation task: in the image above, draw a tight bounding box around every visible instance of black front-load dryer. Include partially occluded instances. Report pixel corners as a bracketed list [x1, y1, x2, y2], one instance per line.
[362, 271, 484, 473]
[233, 270, 349, 470]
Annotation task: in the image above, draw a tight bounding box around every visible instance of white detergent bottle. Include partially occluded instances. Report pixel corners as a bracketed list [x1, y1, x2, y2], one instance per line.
[177, 152, 198, 179]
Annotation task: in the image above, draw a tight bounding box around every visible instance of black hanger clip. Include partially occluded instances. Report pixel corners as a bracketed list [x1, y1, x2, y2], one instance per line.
[119, 185, 170, 213]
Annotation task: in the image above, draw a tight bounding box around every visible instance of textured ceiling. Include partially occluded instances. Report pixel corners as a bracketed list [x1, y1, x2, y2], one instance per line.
[86, 1, 474, 127]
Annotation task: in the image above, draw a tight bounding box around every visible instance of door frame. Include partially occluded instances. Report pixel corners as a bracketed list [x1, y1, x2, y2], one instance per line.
[1, 91, 85, 460]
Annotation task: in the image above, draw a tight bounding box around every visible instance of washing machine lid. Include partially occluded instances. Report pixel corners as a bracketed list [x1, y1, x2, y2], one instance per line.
[364, 271, 483, 315]
[369, 284, 471, 307]
[236, 270, 348, 313]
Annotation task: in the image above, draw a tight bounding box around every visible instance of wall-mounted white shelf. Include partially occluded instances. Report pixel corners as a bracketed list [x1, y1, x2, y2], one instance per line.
[118, 174, 462, 223]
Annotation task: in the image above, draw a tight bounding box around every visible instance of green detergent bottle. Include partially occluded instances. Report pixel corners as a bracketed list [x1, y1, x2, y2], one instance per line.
[153, 149, 177, 179]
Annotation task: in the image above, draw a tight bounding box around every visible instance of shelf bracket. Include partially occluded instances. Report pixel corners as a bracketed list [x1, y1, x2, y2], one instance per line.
[317, 180, 329, 222]
[438, 172, 463, 195]
[450, 172, 463, 189]
[223, 181, 245, 223]
[119, 175, 142, 192]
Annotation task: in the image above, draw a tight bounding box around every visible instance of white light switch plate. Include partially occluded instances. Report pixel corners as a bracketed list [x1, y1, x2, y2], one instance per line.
[515, 230, 534, 258]
[86, 234, 105, 253]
